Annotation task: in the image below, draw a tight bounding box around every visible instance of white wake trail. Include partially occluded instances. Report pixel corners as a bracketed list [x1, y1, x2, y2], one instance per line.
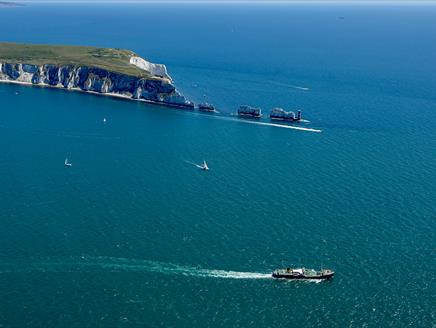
[217, 116, 321, 133]
[239, 119, 322, 133]
[265, 80, 310, 91]
[0, 257, 272, 280]
[0, 257, 330, 283]
[197, 269, 272, 279]
[289, 85, 310, 91]
[183, 160, 204, 169]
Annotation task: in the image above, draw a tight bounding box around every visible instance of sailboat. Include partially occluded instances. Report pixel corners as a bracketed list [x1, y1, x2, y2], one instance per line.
[64, 158, 72, 167]
[200, 160, 209, 171]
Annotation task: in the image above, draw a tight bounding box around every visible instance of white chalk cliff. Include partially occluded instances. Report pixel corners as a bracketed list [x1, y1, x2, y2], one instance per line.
[0, 57, 191, 108]
[129, 56, 172, 81]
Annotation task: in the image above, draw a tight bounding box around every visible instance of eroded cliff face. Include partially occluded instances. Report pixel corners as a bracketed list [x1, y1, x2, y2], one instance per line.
[129, 56, 171, 81]
[0, 62, 190, 107]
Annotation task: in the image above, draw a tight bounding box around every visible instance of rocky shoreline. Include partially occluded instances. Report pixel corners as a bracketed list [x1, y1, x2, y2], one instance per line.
[0, 61, 193, 109]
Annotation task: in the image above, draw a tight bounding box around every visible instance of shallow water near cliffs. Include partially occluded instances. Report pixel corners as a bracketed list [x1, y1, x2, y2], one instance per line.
[0, 3, 435, 327]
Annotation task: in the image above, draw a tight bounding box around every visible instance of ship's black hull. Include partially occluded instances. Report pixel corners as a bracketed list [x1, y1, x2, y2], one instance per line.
[272, 273, 334, 280]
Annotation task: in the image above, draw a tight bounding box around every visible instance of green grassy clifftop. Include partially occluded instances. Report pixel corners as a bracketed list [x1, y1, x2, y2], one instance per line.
[0, 42, 153, 78]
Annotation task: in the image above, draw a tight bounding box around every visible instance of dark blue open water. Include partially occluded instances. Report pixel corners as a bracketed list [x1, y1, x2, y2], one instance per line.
[0, 3, 435, 327]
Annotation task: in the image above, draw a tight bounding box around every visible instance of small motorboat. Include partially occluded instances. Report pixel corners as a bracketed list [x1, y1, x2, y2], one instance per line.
[200, 160, 209, 171]
[64, 158, 72, 167]
[103, 117, 107, 123]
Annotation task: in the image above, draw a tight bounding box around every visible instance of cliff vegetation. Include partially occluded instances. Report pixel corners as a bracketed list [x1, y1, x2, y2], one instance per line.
[0, 42, 154, 78]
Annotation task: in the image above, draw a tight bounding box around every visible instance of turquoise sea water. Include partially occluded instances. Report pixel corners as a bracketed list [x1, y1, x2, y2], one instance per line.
[0, 4, 435, 327]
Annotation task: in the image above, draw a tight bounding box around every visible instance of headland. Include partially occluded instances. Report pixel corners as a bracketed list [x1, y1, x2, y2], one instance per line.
[0, 42, 193, 108]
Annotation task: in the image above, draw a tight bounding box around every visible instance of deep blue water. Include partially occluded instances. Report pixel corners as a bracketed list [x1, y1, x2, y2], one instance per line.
[0, 3, 435, 327]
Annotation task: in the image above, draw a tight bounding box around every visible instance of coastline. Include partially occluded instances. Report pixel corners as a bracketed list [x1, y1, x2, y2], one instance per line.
[1, 79, 322, 133]
[0, 79, 192, 110]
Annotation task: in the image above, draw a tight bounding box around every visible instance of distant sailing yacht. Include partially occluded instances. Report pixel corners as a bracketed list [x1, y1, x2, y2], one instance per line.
[200, 160, 209, 171]
[64, 158, 72, 167]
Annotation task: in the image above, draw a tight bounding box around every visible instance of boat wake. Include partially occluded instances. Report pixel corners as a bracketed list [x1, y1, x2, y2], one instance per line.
[219, 116, 322, 133]
[184, 160, 200, 167]
[289, 85, 310, 91]
[266, 80, 310, 91]
[198, 269, 272, 280]
[241, 119, 321, 132]
[184, 160, 206, 169]
[0, 256, 272, 280]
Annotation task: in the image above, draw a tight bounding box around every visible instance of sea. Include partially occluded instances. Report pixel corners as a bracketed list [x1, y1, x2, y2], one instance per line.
[0, 3, 435, 327]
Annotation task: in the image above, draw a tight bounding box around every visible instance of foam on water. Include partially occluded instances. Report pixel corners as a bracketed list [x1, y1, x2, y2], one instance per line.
[265, 80, 310, 91]
[240, 119, 322, 133]
[198, 269, 272, 279]
[214, 115, 322, 133]
[0, 258, 332, 282]
[0, 257, 272, 280]
[289, 85, 310, 91]
[184, 160, 206, 170]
